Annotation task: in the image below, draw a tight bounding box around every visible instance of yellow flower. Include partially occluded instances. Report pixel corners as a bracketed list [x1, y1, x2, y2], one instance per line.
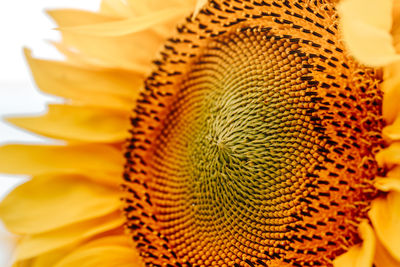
[0, 0, 400, 266]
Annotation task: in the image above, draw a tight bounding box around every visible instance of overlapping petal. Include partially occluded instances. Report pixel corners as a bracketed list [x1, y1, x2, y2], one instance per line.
[7, 104, 130, 143]
[0, 174, 120, 234]
[369, 192, 400, 262]
[50, 7, 190, 72]
[333, 221, 375, 267]
[14, 212, 123, 261]
[25, 49, 142, 110]
[338, 0, 400, 67]
[0, 144, 124, 181]
[53, 236, 143, 267]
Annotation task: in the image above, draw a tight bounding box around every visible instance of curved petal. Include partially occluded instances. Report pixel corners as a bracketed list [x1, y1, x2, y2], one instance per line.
[55, 246, 142, 267]
[193, 0, 207, 18]
[101, 0, 197, 18]
[374, 235, 400, 267]
[0, 144, 124, 179]
[100, 0, 133, 17]
[14, 212, 123, 261]
[20, 231, 127, 267]
[374, 164, 400, 192]
[17, 246, 72, 267]
[53, 8, 189, 72]
[333, 220, 375, 267]
[391, 0, 400, 51]
[374, 177, 400, 192]
[369, 192, 400, 262]
[0, 174, 120, 234]
[376, 142, 400, 169]
[47, 9, 120, 27]
[7, 104, 130, 143]
[50, 42, 96, 67]
[54, 236, 143, 267]
[25, 49, 142, 109]
[382, 61, 400, 124]
[338, 0, 400, 66]
[59, 8, 188, 37]
[383, 115, 400, 141]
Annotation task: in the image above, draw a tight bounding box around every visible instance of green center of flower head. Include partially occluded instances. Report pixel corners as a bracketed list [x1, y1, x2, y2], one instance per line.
[123, 0, 385, 266]
[164, 33, 315, 221]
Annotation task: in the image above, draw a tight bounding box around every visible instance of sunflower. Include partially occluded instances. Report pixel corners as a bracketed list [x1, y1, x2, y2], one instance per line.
[1, 0, 400, 266]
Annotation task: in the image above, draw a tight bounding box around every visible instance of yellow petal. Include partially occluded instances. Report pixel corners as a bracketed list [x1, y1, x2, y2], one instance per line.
[0, 174, 120, 234]
[58, 31, 155, 73]
[193, 0, 207, 19]
[104, 0, 196, 18]
[54, 236, 143, 267]
[383, 114, 400, 141]
[17, 246, 72, 267]
[0, 144, 124, 180]
[375, 178, 400, 192]
[100, 0, 133, 18]
[333, 220, 375, 267]
[374, 234, 400, 267]
[376, 142, 400, 169]
[369, 192, 400, 262]
[392, 0, 400, 52]
[25, 49, 142, 110]
[59, 8, 186, 37]
[19, 233, 128, 267]
[124, 0, 196, 14]
[50, 42, 95, 67]
[7, 104, 130, 143]
[338, 0, 400, 67]
[55, 246, 142, 267]
[382, 60, 400, 124]
[15, 212, 123, 261]
[53, 8, 188, 72]
[47, 9, 120, 27]
[374, 166, 400, 192]
[71, 235, 131, 248]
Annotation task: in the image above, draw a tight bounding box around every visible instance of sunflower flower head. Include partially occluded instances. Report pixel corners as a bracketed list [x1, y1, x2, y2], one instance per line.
[1, 0, 400, 266]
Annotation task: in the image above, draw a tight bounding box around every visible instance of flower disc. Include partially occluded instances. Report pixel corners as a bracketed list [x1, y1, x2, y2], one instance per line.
[123, 0, 385, 266]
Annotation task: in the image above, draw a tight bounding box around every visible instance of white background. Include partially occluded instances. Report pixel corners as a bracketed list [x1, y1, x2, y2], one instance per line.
[0, 1, 100, 265]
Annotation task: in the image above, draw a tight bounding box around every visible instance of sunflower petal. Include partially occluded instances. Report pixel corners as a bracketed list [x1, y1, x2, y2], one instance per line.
[0, 144, 124, 178]
[19, 247, 71, 267]
[7, 104, 130, 143]
[57, 31, 156, 73]
[338, 0, 400, 67]
[374, 165, 400, 192]
[392, 0, 400, 51]
[55, 246, 141, 267]
[375, 178, 400, 192]
[193, 0, 207, 18]
[369, 192, 400, 262]
[52, 8, 188, 72]
[0, 174, 120, 234]
[54, 236, 143, 267]
[382, 60, 400, 124]
[382, 115, 400, 140]
[333, 220, 375, 267]
[47, 9, 120, 27]
[109, 0, 196, 18]
[100, 0, 133, 17]
[374, 235, 400, 267]
[376, 142, 400, 169]
[25, 49, 142, 107]
[59, 8, 187, 37]
[14, 212, 123, 261]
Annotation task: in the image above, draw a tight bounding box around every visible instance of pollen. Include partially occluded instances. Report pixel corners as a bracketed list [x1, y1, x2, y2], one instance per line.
[123, 0, 385, 266]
